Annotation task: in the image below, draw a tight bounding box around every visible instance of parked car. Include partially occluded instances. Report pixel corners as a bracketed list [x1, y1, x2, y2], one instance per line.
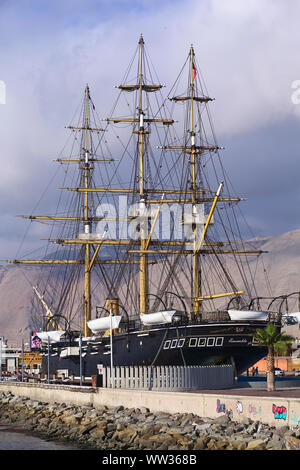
[266, 368, 285, 376]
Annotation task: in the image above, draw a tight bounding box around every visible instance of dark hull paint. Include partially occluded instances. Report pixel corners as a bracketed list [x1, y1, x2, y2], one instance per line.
[42, 321, 272, 377]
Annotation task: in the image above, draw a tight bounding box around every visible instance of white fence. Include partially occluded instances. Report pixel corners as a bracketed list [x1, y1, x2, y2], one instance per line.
[101, 365, 234, 390]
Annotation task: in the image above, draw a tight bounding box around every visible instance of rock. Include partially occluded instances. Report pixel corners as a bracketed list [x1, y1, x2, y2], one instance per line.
[274, 425, 289, 438]
[116, 423, 125, 431]
[106, 422, 116, 432]
[255, 432, 271, 441]
[29, 400, 42, 409]
[140, 407, 150, 414]
[79, 423, 98, 436]
[61, 415, 78, 426]
[212, 414, 231, 425]
[229, 440, 247, 450]
[194, 422, 211, 432]
[246, 439, 267, 450]
[182, 425, 195, 434]
[180, 414, 194, 426]
[150, 423, 164, 433]
[234, 424, 246, 433]
[155, 418, 172, 426]
[266, 439, 284, 450]
[207, 438, 228, 450]
[145, 414, 155, 423]
[166, 426, 185, 435]
[155, 411, 171, 419]
[138, 438, 156, 450]
[115, 405, 124, 413]
[225, 426, 235, 437]
[192, 436, 210, 450]
[285, 435, 300, 450]
[116, 428, 138, 444]
[247, 422, 259, 435]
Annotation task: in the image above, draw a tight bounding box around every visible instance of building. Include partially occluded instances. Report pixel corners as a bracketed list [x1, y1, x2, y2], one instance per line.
[0, 337, 21, 374]
[0, 337, 42, 375]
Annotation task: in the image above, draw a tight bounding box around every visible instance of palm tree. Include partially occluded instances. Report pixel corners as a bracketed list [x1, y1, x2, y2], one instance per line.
[254, 322, 294, 392]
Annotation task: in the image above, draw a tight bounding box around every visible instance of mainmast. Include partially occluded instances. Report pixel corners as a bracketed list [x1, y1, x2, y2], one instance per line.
[189, 45, 200, 317]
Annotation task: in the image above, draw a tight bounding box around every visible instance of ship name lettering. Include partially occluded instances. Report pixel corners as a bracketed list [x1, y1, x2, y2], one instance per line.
[228, 338, 247, 343]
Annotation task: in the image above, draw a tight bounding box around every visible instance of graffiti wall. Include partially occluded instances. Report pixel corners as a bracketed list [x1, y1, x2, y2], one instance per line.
[209, 396, 300, 427]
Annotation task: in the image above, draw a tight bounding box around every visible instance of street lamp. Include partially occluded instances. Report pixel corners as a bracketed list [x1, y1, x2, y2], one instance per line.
[110, 308, 114, 388]
[47, 335, 50, 384]
[21, 340, 29, 382]
[21, 339, 24, 382]
[79, 333, 82, 387]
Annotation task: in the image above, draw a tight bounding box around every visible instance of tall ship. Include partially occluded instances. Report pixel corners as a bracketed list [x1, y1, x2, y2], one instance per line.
[9, 36, 285, 377]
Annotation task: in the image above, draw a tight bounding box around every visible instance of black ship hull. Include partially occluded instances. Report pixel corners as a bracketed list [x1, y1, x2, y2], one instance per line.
[41, 320, 271, 378]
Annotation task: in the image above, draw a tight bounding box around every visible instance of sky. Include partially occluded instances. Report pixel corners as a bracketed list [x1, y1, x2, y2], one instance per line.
[0, 0, 300, 258]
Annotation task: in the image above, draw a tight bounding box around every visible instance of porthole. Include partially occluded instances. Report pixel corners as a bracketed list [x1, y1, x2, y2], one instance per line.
[198, 337, 206, 347]
[163, 340, 171, 350]
[215, 337, 224, 347]
[171, 339, 178, 349]
[207, 337, 215, 347]
[189, 338, 198, 347]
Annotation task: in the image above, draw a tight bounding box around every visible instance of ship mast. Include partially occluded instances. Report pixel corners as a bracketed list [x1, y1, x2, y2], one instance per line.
[138, 35, 148, 316]
[10, 85, 108, 337]
[189, 45, 200, 317]
[83, 84, 92, 336]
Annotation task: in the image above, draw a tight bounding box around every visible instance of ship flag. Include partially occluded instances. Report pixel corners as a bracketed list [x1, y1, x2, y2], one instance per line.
[192, 61, 197, 80]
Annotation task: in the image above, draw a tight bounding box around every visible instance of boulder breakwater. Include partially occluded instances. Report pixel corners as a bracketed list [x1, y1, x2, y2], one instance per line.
[0, 391, 300, 450]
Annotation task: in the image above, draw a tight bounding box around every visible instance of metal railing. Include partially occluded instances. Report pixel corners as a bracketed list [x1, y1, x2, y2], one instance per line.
[101, 364, 234, 391]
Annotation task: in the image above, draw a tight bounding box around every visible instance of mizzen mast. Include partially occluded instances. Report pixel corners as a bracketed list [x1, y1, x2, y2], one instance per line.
[138, 34, 148, 316]
[83, 84, 92, 336]
[10, 85, 108, 337]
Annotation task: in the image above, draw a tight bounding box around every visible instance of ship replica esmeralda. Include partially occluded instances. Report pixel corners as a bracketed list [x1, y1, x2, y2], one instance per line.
[11, 36, 284, 377]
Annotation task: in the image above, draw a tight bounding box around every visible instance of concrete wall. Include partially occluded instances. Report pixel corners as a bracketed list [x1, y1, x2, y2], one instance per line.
[0, 382, 299, 429]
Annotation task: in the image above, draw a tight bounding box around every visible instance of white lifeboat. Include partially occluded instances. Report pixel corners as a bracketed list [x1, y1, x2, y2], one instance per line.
[140, 310, 177, 325]
[87, 315, 122, 334]
[36, 330, 66, 343]
[228, 310, 269, 321]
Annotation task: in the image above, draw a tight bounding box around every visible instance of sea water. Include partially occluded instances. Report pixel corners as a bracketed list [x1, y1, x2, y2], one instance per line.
[0, 424, 81, 450]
